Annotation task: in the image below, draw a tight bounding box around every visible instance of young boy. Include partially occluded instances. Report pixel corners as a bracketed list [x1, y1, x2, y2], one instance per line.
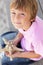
[5, 0, 43, 65]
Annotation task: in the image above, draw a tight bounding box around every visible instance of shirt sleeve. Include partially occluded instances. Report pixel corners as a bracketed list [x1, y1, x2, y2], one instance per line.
[32, 40, 43, 57]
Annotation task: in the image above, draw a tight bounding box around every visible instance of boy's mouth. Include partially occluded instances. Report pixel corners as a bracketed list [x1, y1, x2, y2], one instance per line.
[15, 22, 21, 24]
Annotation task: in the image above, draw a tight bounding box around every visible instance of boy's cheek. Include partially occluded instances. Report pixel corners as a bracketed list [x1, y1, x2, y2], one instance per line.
[10, 15, 14, 20]
[11, 17, 14, 21]
[10, 15, 14, 21]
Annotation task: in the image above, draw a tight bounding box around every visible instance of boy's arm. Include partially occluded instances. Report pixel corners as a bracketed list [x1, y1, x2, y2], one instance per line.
[11, 51, 41, 58]
[19, 51, 41, 58]
[12, 32, 23, 46]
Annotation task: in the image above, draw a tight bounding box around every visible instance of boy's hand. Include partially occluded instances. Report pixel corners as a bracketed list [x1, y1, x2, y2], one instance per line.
[5, 51, 20, 58]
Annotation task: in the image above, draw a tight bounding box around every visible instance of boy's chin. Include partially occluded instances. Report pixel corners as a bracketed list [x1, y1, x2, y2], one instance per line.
[15, 26, 22, 29]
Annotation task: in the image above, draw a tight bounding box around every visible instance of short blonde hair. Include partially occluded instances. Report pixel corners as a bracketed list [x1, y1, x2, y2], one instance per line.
[10, 0, 38, 20]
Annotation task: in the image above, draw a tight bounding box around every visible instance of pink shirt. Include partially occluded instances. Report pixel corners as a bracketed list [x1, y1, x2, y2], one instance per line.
[18, 16, 43, 61]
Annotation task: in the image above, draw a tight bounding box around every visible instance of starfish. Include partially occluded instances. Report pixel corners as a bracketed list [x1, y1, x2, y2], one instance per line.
[0, 38, 24, 61]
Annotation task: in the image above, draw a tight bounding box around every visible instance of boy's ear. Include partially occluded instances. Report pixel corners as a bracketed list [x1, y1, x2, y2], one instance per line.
[30, 18, 35, 22]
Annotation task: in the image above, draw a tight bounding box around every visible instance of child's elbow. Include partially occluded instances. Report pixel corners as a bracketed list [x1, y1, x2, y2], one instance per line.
[36, 54, 41, 58]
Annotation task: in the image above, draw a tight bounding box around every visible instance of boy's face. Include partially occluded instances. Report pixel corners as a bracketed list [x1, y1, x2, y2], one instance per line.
[10, 8, 31, 30]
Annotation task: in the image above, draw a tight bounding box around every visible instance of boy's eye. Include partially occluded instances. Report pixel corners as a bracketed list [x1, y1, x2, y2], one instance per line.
[11, 12, 16, 15]
[21, 13, 25, 16]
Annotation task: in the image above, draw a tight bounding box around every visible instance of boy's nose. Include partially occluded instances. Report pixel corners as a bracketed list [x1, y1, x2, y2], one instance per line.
[14, 16, 20, 22]
[15, 15, 20, 20]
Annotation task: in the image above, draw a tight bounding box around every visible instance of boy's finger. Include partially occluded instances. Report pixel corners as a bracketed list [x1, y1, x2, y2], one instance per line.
[5, 51, 9, 55]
